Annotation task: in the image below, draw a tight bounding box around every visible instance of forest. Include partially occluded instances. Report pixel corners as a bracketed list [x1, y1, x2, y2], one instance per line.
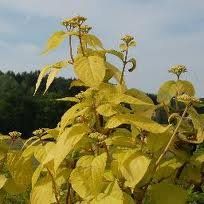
[0, 71, 83, 137]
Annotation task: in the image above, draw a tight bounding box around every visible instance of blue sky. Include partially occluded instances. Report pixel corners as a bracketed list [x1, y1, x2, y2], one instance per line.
[0, 0, 204, 96]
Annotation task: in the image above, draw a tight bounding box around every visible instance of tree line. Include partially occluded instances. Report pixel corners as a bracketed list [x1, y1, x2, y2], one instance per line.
[0, 70, 203, 138]
[0, 70, 83, 138]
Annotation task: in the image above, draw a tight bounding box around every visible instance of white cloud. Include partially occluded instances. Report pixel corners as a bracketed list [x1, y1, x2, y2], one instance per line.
[0, 0, 204, 96]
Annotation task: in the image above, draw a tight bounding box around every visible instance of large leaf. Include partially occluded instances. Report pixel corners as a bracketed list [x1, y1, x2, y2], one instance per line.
[176, 80, 195, 96]
[120, 152, 151, 189]
[74, 55, 106, 87]
[106, 114, 170, 133]
[70, 153, 107, 200]
[43, 124, 90, 171]
[149, 183, 188, 204]
[157, 80, 177, 104]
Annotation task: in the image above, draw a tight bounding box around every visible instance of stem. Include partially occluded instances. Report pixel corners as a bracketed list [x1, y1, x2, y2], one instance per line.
[139, 103, 191, 203]
[155, 103, 191, 166]
[47, 168, 60, 204]
[66, 26, 74, 63]
[78, 25, 85, 56]
[69, 36, 74, 63]
[66, 183, 71, 204]
[120, 48, 128, 84]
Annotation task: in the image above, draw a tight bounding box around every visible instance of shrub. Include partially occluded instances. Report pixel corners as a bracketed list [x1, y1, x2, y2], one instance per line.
[0, 15, 203, 204]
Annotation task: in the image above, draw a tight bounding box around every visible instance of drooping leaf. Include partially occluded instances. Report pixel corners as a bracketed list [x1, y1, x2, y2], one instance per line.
[34, 65, 51, 95]
[74, 55, 106, 87]
[34, 60, 69, 94]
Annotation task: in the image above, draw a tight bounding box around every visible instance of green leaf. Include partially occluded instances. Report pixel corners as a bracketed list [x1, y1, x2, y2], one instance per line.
[43, 124, 90, 171]
[4, 178, 27, 195]
[149, 183, 188, 204]
[42, 31, 66, 54]
[0, 175, 7, 189]
[70, 153, 107, 200]
[146, 132, 171, 153]
[157, 80, 177, 104]
[106, 114, 170, 133]
[154, 158, 182, 181]
[74, 55, 106, 87]
[82, 34, 104, 49]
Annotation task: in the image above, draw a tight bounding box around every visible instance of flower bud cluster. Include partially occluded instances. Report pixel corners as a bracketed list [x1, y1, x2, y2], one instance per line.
[9, 131, 22, 139]
[168, 65, 187, 78]
[121, 35, 134, 44]
[89, 132, 107, 141]
[80, 25, 92, 34]
[33, 128, 45, 136]
[61, 15, 87, 28]
[177, 94, 201, 104]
